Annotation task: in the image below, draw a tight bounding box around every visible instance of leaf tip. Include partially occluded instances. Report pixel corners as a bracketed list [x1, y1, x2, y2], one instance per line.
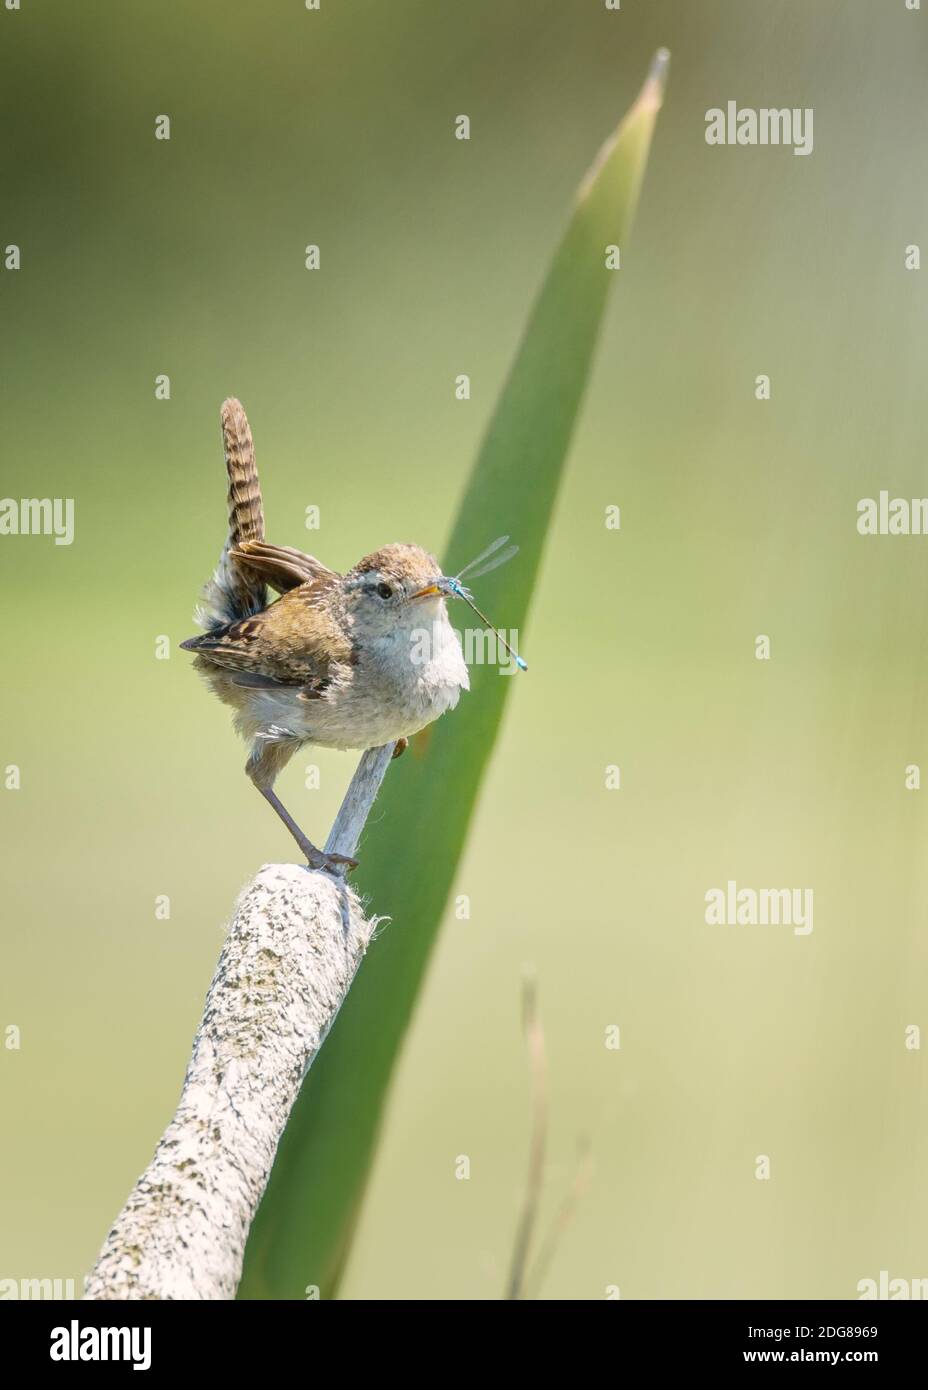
[641, 48, 671, 110]
[576, 48, 670, 204]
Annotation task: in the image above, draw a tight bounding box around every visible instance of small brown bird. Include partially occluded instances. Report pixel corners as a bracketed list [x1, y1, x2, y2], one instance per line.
[181, 399, 469, 873]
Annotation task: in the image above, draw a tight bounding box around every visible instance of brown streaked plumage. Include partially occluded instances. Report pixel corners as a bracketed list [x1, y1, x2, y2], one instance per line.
[230, 539, 335, 593]
[181, 399, 469, 873]
[218, 397, 266, 621]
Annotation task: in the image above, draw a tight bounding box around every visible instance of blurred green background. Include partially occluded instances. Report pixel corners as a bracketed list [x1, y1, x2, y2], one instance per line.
[2, 0, 928, 1300]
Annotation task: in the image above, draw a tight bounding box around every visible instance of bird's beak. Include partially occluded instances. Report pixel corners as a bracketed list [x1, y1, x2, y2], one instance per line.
[409, 581, 444, 600]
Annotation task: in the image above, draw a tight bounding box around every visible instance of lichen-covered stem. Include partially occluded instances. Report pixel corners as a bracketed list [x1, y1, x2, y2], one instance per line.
[84, 746, 393, 1300]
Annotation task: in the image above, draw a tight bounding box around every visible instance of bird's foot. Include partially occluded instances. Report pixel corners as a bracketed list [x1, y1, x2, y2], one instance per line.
[392, 737, 408, 760]
[323, 849, 360, 874]
[302, 842, 359, 875]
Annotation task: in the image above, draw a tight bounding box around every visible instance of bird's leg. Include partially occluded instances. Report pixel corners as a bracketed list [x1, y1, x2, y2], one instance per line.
[257, 785, 358, 872]
[246, 740, 358, 873]
[391, 736, 408, 760]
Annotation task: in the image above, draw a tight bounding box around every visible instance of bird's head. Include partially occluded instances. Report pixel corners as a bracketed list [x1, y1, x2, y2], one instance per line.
[341, 543, 450, 643]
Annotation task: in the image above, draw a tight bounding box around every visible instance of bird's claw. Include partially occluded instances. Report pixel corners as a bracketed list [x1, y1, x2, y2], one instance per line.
[307, 848, 359, 875]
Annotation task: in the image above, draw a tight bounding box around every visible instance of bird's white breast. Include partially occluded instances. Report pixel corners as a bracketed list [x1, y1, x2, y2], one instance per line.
[253, 604, 469, 751]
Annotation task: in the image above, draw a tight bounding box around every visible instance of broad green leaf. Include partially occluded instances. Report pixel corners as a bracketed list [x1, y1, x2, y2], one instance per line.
[238, 50, 669, 1300]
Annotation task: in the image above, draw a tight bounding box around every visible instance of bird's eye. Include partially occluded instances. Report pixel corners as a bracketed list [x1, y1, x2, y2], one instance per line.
[376, 581, 393, 600]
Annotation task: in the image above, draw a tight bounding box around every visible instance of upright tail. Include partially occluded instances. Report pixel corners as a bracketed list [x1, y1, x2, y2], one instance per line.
[194, 398, 268, 631]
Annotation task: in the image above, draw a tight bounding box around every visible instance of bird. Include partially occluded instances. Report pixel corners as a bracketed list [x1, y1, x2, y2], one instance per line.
[180, 398, 470, 873]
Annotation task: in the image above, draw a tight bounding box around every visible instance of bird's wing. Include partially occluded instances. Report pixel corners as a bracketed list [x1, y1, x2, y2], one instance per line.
[179, 576, 352, 693]
[229, 539, 337, 594]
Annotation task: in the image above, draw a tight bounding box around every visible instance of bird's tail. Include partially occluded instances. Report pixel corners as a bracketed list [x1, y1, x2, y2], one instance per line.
[194, 398, 268, 631]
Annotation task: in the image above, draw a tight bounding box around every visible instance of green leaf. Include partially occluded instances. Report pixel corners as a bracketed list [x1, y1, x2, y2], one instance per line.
[238, 50, 669, 1300]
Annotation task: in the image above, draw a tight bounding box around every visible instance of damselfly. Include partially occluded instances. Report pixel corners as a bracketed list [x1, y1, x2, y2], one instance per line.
[442, 536, 527, 671]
